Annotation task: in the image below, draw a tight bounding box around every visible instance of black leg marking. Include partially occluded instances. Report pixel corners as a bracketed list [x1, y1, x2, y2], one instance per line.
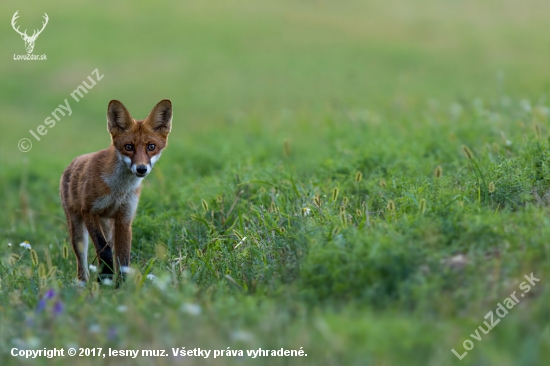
[88, 226, 114, 283]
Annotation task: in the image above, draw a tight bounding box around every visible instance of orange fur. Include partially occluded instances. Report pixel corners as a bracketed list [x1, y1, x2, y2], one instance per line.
[60, 99, 172, 284]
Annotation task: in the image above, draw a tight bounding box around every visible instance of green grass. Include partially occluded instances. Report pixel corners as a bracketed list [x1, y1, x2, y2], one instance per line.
[1, 0, 550, 365]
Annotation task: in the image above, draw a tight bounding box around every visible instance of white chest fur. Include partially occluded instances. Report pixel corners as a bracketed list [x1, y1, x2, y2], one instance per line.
[91, 155, 142, 219]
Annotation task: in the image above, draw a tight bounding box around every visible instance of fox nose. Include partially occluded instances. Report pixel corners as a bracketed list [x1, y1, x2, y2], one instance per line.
[136, 165, 147, 175]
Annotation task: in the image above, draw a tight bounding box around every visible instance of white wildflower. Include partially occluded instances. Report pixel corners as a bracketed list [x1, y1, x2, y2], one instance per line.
[146, 274, 156, 280]
[27, 337, 40, 348]
[8, 243, 12, 247]
[120, 266, 134, 274]
[102, 278, 114, 286]
[88, 324, 101, 333]
[116, 305, 127, 313]
[153, 275, 170, 291]
[180, 303, 201, 316]
[11, 338, 26, 348]
[20, 241, 31, 249]
[89, 264, 97, 273]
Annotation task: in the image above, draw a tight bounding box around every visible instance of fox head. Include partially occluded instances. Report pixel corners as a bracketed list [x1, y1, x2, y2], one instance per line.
[107, 99, 172, 178]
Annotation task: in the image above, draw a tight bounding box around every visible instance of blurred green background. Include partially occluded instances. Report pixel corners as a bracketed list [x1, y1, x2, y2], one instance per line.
[2, 0, 550, 160]
[1, 1, 549, 365]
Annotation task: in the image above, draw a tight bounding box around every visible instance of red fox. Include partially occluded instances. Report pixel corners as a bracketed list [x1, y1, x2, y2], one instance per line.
[60, 99, 172, 284]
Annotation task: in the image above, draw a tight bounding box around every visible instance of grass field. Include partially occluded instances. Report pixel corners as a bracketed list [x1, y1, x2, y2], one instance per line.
[1, 0, 549, 365]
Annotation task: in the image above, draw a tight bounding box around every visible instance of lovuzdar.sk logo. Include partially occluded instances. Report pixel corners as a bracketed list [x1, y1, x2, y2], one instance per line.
[12, 10, 48, 61]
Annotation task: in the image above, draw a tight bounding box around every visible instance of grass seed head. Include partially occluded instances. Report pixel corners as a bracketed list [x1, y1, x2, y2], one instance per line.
[62, 245, 69, 259]
[48, 266, 57, 278]
[9, 253, 19, 266]
[201, 199, 209, 211]
[434, 165, 443, 178]
[462, 145, 474, 160]
[534, 124, 541, 139]
[340, 210, 347, 225]
[488, 181, 495, 193]
[419, 198, 427, 213]
[379, 179, 387, 188]
[283, 139, 291, 157]
[387, 200, 396, 211]
[332, 187, 339, 202]
[313, 194, 321, 208]
[38, 263, 46, 279]
[355, 171, 362, 182]
[31, 249, 39, 266]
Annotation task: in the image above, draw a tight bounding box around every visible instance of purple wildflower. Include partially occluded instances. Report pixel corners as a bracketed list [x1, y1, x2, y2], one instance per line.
[35, 299, 47, 313]
[44, 289, 55, 299]
[52, 301, 64, 316]
[108, 327, 118, 341]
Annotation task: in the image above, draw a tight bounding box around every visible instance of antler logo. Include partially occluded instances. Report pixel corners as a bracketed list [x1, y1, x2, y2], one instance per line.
[11, 11, 49, 54]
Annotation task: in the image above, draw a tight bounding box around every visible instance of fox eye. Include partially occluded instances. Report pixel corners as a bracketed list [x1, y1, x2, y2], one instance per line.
[125, 144, 134, 151]
[147, 143, 156, 151]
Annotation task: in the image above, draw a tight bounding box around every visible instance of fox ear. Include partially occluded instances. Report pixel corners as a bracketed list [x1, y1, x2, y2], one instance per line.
[144, 99, 172, 135]
[107, 100, 134, 135]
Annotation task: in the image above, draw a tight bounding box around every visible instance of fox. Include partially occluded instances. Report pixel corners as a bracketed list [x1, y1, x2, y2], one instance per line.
[60, 99, 172, 284]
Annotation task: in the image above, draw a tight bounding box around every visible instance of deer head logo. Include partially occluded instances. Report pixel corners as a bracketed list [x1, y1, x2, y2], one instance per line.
[11, 11, 49, 54]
